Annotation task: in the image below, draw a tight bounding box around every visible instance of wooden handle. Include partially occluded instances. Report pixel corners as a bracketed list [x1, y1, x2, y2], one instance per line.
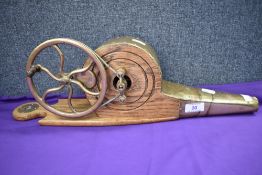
[13, 102, 47, 121]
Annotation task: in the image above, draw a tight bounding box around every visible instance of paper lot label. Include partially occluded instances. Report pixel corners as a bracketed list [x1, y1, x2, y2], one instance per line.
[185, 103, 205, 113]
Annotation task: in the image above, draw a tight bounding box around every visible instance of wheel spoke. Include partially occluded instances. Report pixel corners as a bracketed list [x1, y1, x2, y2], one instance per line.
[42, 84, 65, 101]
[70, 79, 99, 96]
[31, 64, 62, 82]
[52, 45, 64, 73]
[67, 85, 77, 112]
[68, 62, 93, 78]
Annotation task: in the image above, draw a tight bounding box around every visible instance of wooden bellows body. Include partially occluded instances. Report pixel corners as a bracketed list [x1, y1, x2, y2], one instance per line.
[13, 37, 259, 126]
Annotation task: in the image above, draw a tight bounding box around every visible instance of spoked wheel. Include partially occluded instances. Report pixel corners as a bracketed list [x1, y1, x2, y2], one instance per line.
[26, 38, 107, 118]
